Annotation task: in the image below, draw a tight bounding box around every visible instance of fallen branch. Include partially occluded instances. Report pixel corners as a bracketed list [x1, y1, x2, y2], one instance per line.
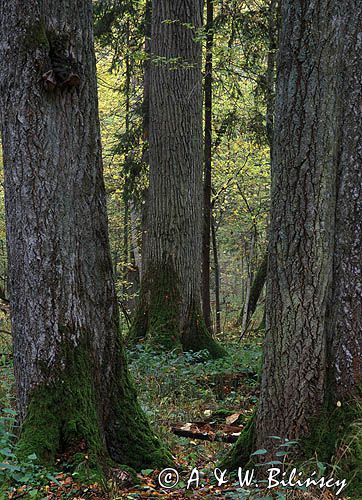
[171, 421, 242, 444]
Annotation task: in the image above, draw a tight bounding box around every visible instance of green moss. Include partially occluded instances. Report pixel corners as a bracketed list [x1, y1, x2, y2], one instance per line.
[130, 263, 225, 358]
[16, 323, 171, 478]
[16, 333, 106, 479]
[129, 261, 182, 351]
[220, 413, 256, 470]
[106, 342, 173, 470]
[301, 396, 362, 496]
[181, 302, 226, 359]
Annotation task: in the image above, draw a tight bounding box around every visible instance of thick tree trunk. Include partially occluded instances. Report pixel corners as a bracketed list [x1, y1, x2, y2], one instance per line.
[140, 0, 152, 281]
[201, 0, 214, 333]
[223, 2, 341, 469]
[131, 0, 224, 358]
[224, 3, 362, 488]
[0, 0, 169, 471]
[256, 0, 341, 451]
[328, 4, 362, 401]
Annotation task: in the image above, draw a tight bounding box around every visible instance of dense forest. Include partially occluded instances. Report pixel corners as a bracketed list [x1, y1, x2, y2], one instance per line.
[0, 0, 361, 499]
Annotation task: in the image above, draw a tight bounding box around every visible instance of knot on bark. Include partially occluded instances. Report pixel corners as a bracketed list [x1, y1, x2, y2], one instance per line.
[42, 33, 81, 91]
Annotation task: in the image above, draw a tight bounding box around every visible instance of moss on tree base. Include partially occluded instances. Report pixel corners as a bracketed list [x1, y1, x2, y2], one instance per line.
[16, 332, 171, 478]
[220, 398, 362, 495]
[301, 396, 362, 496]
[220, 413, 256, 470]
[106, 345, 173, 469]
[16, 340, 106, 480]
[130, 263, 226, 359]
[181, 303, 226, 359]
[129, 262, 182, 351]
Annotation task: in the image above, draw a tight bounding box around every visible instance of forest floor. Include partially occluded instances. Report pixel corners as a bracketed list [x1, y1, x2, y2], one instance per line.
[0, 313, 350, 499]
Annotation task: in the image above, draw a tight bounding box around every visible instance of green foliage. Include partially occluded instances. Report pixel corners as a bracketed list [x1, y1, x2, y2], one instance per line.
[0, 409, 61, 498]
[127, 341, 261, 438]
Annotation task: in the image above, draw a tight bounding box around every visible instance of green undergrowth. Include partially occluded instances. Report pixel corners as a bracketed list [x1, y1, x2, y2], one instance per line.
[0, 334, 263, 497]
[0, 408, 61, 498]
[127, 340, 261, 450]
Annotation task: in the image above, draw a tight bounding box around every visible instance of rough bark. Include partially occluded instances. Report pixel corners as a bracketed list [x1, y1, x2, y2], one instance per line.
[201, 0, 214, 332]
[255, 0, 341, 449]
[131, 0, 225, 358]
[328, 3, 362, 401]
[0, 0, 169, 472]
[303, 11, 362, 489]
[140, 0, 152, 281]
[223, 3, 362, 489]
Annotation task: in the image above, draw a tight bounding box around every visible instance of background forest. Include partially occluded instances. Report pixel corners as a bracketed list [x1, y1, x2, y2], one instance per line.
[0, 0, 361, 499]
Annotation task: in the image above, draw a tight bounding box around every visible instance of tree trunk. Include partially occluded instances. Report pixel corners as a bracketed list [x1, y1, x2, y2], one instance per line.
[140, 0, 152, 281]
[223, 4, 362, 488]
[211, 216, 221, 334]
[0, 0, 169, 471]
[256, 0, 341, 451]
[201, 0, 214, 332]
[223, 1, 341, 469]
[327, 4, 362, 401]
[237, 254, 267, 329]
[240, 232, 256, 337]
[131, 0, 224, 358]
[130, 202, 142, 276]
